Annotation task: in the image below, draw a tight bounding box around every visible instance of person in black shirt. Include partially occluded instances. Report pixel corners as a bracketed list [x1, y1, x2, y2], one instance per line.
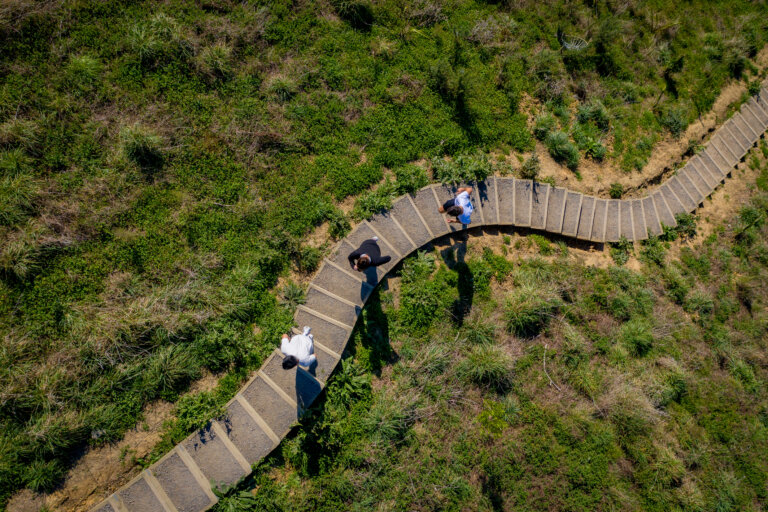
[348, 237, 392, 271]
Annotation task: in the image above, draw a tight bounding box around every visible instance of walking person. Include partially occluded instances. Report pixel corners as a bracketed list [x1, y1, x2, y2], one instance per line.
[347, 236, 391, 271]
[281, 326, 316, 370]
[438, 186, 474, 224]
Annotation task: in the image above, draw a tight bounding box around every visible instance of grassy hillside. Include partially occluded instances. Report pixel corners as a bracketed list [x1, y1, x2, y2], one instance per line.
[218, 156, 768, 511]
[1, 0, 767, 506]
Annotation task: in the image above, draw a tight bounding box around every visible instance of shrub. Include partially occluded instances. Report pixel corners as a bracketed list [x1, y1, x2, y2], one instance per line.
[457, 345, 514, 393]
[120, 124, 164, 173]
[65, 55, 102, 96]
[143, 345, 201, 400]
[609, 237, 633, 266]
[587, 142, 607, 161]
[431, 154, 492, 185]
[197, 42, 233, 81]
[0, 174, 35, 227]
[577, 100, 610, 130]
[266, 76, 298, 103]
[352, 178, 397, 220]
[327, 208, 350, 239]
[24, 459, 65, 492]
[660, 107, 687, 138]
[278, 282, 305, 310]
[519, 153, 540, 180]
[394, 164, 428, 194]
[619, 318, 654, 357]
[609, 182, 623, 199]
[504, 282, 562, 337]
[640, 236, 667, 266]
[545, 131, 579, 171]
[533, 114, 557, 141]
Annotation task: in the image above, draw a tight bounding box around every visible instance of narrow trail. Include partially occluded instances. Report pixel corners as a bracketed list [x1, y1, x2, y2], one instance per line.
[91, 86, 768, 512]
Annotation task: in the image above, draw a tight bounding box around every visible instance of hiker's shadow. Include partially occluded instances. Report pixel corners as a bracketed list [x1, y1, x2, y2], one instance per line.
[440, 237, 473, 327]
[345, 285, 396, 377]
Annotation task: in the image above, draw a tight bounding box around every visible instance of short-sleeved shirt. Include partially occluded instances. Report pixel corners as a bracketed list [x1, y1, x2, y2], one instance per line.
[454, 191, 473, 224]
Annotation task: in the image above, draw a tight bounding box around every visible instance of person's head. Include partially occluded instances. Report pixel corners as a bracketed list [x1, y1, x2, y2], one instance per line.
[282, 355, 298, 370]
[357, 255, 371, 269]
[446, 205, 463, 217]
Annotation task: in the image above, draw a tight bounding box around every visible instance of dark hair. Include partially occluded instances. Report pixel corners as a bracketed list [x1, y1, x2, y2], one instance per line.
[282, 355, 298, 370]
[446, 205, 462, 217]
[357, 256, 371, 269]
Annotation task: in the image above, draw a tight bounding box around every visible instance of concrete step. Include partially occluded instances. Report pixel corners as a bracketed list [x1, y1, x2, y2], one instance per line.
[219, 398, 278, 465]
[705, 139, 733, 172]
[619, 200, 634, 240]
[304, 285, 360, 328]
[92, 502, 117, 512]
[411, 187, 450, 238]
[668, 175, 698, 212]
[389, 195, 433, 249]
[312, 262, 373, 306]
[240, 375, 299, 439]
[725, 118, 752, 154]
[345, 222, 399, 272]
[700, 149, 728, 179]
[589, 199, 607, 242]
[712, 132, 740, 166]
[605, 199, 620, 243]
[561, 191, 583, 237]
[659, 183, 686, 216]
[514, 179, 533, 227]
[474, 177, 499, 225]
[261, 351, 324, 412]
[544, 187, 567, 233]
[432, 184, 471, 230]
[740, 103, 766, 135]
[734, 111, 760, 139]
[631, 199, 648, 241]
[678, 167, 707, 204]
[576, 195, 596, 240]
[652, 191, 677, 229]
[368, 212, 416, 260]
[641, 196, 662, 237]
[294, 306, 352, 356]
[117, 475, 167, 512]
[530, 182, 550, 230]
[496, 177, 515, 225]
[690, 155, 720, 190]
[745, 97, 768, 126]
[180, 424, 250, 492]
[152, 450, 216, 512]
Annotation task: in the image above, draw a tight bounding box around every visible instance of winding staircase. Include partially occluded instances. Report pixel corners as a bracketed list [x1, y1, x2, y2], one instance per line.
[92, 85, 768, 512]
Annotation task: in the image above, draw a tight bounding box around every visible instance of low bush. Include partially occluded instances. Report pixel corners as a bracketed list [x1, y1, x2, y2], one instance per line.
[519, 153, 540, 180]
[431, 154, 492, 185]
[504, 282, 562, 337]
[533, 114, 557, 141]
[457, 345, 514, 393]
[618, 318, 654, 357]
[545, 131, 579, 171]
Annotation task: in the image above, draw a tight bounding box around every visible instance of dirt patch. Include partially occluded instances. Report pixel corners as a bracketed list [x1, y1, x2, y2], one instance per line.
[6, 373, 219, 512]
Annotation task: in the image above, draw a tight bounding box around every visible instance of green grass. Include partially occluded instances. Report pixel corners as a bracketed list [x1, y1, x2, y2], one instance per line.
[0, 0, 767, 506]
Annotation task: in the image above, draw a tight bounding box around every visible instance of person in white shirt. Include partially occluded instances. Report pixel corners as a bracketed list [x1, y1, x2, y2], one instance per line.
[438, 186, 474, 225]
[280, 326, 316, 370]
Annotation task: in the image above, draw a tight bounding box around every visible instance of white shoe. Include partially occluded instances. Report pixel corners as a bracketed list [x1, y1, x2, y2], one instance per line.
[303, 326, 311, 336]
[372, 236, 379, 241]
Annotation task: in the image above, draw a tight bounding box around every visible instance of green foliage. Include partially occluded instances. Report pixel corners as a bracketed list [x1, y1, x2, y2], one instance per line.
[519, 153, 540, 180]
[545, 131, 579, 171]
[120, 124, 164, 173]
[143, 345, 201, 400]
[609, 237, 633, 266]
[196, 42, 233, 82]
[278, 282, 305, 311]
[659, 107, 688, 138]
[609, 182, 623, 199]
[457, 345, 515, 393]
[393, 164, 429, 194]
[576, 100, 610, 130]
[619, 318, 654, 357]
[432, 154, 492, 185]
[504, 282, 562, 337]
[533, 114, 557, 141]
